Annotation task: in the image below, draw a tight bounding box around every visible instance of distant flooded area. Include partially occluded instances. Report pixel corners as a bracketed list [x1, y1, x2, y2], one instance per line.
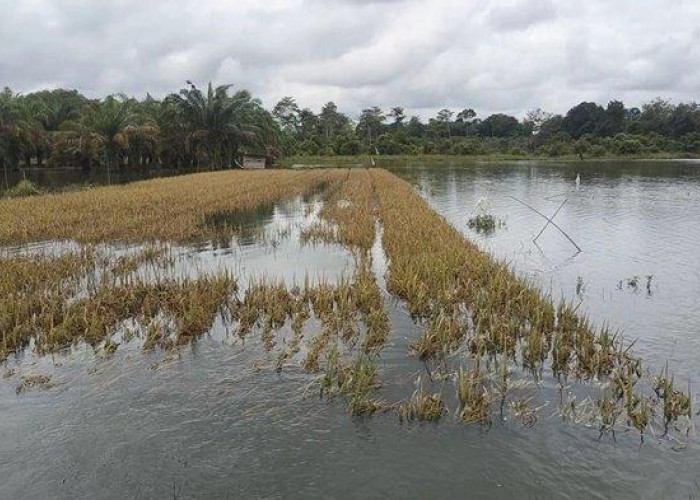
[1, 161, 700, 499]
[1, 166, 186, 194]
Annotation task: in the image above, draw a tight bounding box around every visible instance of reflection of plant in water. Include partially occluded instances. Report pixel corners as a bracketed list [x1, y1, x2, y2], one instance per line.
[617, 275, 654, 295]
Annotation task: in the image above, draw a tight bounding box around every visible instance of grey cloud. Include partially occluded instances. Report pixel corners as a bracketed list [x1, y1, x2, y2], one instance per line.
[486, 0, 556, 32]
[1, 0, 700, 118]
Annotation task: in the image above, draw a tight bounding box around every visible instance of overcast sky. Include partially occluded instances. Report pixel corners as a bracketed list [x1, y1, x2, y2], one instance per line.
[1, 0, 699, 119]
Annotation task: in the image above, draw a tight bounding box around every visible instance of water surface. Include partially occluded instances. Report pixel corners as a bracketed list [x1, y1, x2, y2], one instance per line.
[2, 160, 700, 499]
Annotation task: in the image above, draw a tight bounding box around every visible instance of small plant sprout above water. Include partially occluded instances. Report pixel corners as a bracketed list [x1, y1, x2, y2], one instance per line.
[467, 213, 505, 234]
[510, 397, 538, 427]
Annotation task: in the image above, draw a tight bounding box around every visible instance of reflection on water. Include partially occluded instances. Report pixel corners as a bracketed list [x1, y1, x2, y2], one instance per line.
[1, 166, 186, 194]
[202, 202, 277, 248]
[2, 160, 700, 499]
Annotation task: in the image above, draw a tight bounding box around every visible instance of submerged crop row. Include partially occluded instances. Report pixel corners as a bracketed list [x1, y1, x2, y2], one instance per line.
[0, 167, 694, 443]
[333, 168, 692, 440]
[0, 168, 348, 244]
[0, 243, 390, 413]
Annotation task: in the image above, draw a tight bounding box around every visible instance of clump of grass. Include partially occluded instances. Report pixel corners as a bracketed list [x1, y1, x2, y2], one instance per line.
[318, 346, 384, 415]
[510, 397, 537, 427]
[654, 364, 692, 436]
[467, 213, 503, 234]
[0, 247, 97, 361]
[597, 393, 622, 441]
[367, 168, 689, 438]
[627, 397, 652, 443]
[398, 378, 446, 423]
[0, 246, 237, 359]
[456, 367, 492, 426]
[2, 167, 695, 439]
[4, 179, 42, 198]
[411, 311, 466, 359]
[15, 373, 54, 394]
[345, 355, 384, 416]
[305, 169, 377, 252]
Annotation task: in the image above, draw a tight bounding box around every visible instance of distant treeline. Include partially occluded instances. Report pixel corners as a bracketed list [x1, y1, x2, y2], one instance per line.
[2, 82, 700, 182]
[276, 98, 700, 159]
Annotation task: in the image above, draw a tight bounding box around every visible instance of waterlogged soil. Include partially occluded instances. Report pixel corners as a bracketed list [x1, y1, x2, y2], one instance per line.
[2, 162, 700, 499]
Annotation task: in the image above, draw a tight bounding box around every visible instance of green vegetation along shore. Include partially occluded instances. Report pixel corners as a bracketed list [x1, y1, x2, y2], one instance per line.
[3, 81, 700, 190]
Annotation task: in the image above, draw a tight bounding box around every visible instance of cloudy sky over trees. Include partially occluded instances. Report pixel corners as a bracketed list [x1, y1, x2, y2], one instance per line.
[2, 0, 699, 117]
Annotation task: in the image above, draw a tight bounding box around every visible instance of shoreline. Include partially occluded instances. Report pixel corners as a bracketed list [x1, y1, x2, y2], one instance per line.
[282, 153, 700, 167]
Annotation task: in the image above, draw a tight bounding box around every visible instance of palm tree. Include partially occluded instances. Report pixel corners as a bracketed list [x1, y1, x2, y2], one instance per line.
[71, 95, 136, 181]
[171, 82, 278, 169]
[0, 88, 36, 188]
[19, 89, 87, 167]
[145, 96, 192, 169]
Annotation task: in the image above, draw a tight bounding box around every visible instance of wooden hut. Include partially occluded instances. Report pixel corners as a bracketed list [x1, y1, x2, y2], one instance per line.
[241, 154, 268, 169]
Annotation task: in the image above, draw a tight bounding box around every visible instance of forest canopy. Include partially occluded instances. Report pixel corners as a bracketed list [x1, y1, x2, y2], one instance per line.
[2, 82, 700, 180]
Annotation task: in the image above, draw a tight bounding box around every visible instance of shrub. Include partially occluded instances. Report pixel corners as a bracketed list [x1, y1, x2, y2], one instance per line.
[319, 145, 336, 156]
[296, 139, 320, 156]
[589, 145, 607, 157]
[616, 138, 643, 155]
[452, 138, 484, 155]
[338, 140, 361, 156]
[4, 179, 42, 198]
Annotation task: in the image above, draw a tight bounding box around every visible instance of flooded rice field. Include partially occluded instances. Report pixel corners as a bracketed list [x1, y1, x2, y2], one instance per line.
[404, 160, 700, 382]
[1, 162, 700, 499]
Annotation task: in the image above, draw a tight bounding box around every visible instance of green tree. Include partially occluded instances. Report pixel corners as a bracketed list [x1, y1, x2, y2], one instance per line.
[436, 109, 454, 139]
[638, 98, 674, 136]
[297, 108, 319, 143]
[357, 107, 385, 150]
[389, 107, 405, 127]
[171, 82, 278, 169]
[272, 96, 300, 134]
[561, 102, 607, 138]
[479, 113, 521, 138]
[0, 88, 37, 187]
[318, 102, 350, 144]
[70, 95, 136, 179]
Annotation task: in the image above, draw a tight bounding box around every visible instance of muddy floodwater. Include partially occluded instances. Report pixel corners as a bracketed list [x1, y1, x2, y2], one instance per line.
[2, 160, 700, 499]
